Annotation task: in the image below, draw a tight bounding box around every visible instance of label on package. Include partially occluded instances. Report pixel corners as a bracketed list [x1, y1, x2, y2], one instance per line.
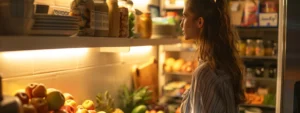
[91, 11, 109, 30]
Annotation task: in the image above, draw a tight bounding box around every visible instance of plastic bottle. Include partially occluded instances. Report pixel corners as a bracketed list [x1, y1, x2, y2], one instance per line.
[107, 0, 120, 37]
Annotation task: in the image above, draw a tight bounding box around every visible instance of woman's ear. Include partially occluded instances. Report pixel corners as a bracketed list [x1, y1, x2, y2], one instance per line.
[197, 17, 204, 28]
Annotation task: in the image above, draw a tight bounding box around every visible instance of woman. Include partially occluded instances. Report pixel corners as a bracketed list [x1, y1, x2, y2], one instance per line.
[180, 0, 245, 113]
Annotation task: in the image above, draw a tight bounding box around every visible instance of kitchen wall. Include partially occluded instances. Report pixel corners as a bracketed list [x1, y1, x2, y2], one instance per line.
[1, 46, 157, 105]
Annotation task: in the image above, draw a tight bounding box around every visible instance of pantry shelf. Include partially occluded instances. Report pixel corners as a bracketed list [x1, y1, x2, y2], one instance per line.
[241, 56, 278, 60]
[0, 36, 181, 52]
[165, 72, 192, 76]
[240, 104, 276, 109]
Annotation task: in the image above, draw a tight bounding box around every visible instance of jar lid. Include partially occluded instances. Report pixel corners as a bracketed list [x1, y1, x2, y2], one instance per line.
[256, 39, 263, 43]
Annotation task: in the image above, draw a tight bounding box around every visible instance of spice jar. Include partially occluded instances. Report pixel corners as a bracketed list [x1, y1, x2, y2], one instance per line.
[107, 0, 120, 37]
[269, 64, 277, 78]
[238, 40, 246, 56]
[246, 39, 255, 56]
[255, 39, 265, 56]
[92, 0, 109, 37]
[265, 40, 273, 56]
[139, 13, 152, 39]
[118, 0, 129, 38]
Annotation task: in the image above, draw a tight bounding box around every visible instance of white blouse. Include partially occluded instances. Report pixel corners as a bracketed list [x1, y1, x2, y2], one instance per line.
[181, 61, 238, 113]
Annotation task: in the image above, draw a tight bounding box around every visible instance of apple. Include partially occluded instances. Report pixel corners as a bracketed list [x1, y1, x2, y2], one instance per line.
[157, 111, 164, 113]
[63, 93, 74, 100]
[25, 83, 38, 98]
[76, 108, 88, 113]
[65, 100, 77, 111]
[46, 91, 65, 110]
[77, 105, 84, 109]
[23, 104, 37, 113]
[47, 88, 59, 94]
[97, 112, 106, 113]
[82, 100, 95, 110]
[150, 110, 156, 113]
[15, 92, 29, 104]
[61, 105, 76, 113]
[32, 84, 47, 98]
[30, 98, 49, 113]
[88, 110, 97, 113]
[53, 110, 68, 113]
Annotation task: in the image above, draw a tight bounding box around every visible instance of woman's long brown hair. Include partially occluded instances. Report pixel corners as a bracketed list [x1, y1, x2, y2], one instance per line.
[187, 0, 245, 104]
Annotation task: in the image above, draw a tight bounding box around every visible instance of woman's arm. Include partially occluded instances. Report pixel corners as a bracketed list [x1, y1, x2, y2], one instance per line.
[190, 67, 237, 113]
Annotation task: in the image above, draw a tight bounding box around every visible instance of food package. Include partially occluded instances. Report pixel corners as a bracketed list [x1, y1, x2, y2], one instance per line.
[241, 0, 259, 27]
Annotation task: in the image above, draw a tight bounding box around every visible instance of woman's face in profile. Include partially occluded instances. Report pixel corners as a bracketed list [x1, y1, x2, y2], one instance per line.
[180, 7, 203, 40]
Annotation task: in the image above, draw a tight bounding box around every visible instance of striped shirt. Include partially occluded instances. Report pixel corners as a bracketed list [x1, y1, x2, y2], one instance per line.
[181, 61, 238, 113]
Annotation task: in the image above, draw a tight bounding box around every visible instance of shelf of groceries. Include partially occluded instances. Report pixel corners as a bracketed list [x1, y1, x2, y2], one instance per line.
[0, 36, 180, 52]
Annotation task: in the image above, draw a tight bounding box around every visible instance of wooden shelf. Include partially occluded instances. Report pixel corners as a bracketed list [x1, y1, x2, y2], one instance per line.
[253, 77, 277, 82]
[165, 72, 192, 76]
[241, 56, 277, 60]
[0, 36, 180, 52]
[236, 27, 278, 32]
[240, 104, 275, 109]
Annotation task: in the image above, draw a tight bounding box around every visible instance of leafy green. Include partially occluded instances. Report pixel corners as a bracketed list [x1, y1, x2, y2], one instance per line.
[119, 86, 152, 113]
[96, 91, 116, 113]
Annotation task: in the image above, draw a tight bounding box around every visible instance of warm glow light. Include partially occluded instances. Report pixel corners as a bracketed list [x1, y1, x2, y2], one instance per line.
[2, 48, 89, 59]
[164, 0, 185, 7]
[129, 46, 153, 54]
[132, 0, 150, 5]
[120, 46, 153, 56]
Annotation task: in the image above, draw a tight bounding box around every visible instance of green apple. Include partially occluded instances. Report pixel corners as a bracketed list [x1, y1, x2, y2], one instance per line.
[46, 91, 65, 110]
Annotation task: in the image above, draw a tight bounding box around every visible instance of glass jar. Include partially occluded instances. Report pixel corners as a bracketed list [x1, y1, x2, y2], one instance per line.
[118, 0, 129, 38]
[93, 0, 109, 37]
[273, 42, 278, 56]
[245, 68, 256, 93]
[265, 40, 273, 56]
[238, 40, 246, 56]
[263, 1, 277, 13]
[255, 64, 264, 78]
[107, 0, 120, 37]
[269, 64, 277, 78]
[255, 39, 265, 56]
[138, 13, 152, 39]
[246, 39, 255, 56]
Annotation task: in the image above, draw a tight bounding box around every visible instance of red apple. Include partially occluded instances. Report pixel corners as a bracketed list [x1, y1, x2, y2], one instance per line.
[23, 104, 37, 113]
[61, 105, 76, 113]
[82, 100, 95, 110]
[53, 110, 68, 113]
[32, 84, 47, 98]
[65, 100, 77, 111]
[15, 92, 29, 104]
[30, 98, 49, 113]
[63, 93, 74, 100]
[25, 83, 38, 98]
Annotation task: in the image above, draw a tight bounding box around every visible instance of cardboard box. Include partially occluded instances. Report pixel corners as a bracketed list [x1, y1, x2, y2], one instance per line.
[259, 13, 278, 27]
[230, 1, 245, 26]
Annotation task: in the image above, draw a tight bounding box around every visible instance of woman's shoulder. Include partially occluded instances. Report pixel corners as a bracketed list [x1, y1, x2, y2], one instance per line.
[193, 62, 230, 82]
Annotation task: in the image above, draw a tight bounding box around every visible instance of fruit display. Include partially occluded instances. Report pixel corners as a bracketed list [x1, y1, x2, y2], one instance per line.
[13, 83, 124, 113]
[244, 93, 276, 106]
[164, 58, 198, 74]
[163, 82, 190, 98]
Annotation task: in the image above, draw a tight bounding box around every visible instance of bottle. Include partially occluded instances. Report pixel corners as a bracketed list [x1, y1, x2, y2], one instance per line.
[118, 0, 129, 38]
[107, 0, 120, 37]
[93, 0, 109, 37]
[139, 13, 152, 39]
[126, 0, 136, 38]
[255, 39, 265, 56]
[246, 39, 255, 56]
